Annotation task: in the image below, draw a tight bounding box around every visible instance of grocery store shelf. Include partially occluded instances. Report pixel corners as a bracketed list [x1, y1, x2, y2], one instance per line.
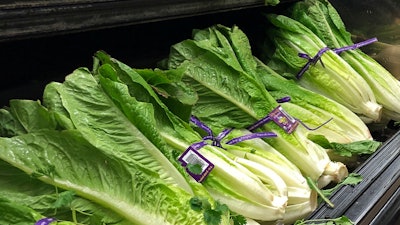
[0, 0, 295, 42]
[307, 130, 400, 225]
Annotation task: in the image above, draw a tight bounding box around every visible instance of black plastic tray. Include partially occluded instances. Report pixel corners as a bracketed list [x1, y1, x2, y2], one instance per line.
[307, 130, 400, 225]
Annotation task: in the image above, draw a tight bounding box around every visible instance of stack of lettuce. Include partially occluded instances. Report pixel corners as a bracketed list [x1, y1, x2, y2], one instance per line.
[0, 43, 325, 225]
[0, 2, 388, 223]
[0, 66, 231, 225]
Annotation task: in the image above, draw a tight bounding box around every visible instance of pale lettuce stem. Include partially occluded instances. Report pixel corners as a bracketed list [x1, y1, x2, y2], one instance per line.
[279, 196, 318, 225]
[228, 149, 307, 188]
[280, 102, 354, 143]
[231, 156, 288, 198]
[257, 194, 318, 225]
[207, 188, 286, 221]
[267, 125, 332, 181]
[344, 52, 400, 116]
[230, 150, 313, 205]
[318, 161, 349, 188]
[200, 146, 279, 206]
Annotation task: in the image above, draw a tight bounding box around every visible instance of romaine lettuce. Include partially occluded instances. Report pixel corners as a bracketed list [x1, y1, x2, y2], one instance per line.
[0, 68, 220, 225]
[163, 25, 347, 184]
[289, 0, 400, 122]
[93, 52, 288, 222]
[264, 14, 383, 123]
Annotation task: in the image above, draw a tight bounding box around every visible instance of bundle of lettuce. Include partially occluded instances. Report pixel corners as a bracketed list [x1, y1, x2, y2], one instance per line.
[254, 58, 381, 165]
[0, 67, 237, 223]
[0, 20, 380, 225]
[263, 13, 383, 123]
[288, 0, 400, 122]
[98, 53, 328, 222]
[0, 49, 323, 224]
[95, 51, 317, 224]
[153, 24, 349, 189]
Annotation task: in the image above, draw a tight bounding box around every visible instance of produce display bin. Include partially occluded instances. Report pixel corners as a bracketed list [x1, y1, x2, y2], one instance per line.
[1, 0, 399, 224]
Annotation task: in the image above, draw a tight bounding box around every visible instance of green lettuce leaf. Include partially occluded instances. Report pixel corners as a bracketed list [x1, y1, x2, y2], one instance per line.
[0, 159, 127, 225]
[308, 134, 381, 157]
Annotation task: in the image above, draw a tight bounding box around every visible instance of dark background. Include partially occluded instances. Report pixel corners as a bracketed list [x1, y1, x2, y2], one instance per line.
[1, 0, 399, 107]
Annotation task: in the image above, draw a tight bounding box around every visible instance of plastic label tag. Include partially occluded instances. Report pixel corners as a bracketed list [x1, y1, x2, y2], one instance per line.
[269, 105, 299, 134]
[178, 146, 214, 183]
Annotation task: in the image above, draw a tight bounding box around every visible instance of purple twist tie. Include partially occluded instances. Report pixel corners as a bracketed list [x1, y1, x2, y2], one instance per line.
[296, 38, 377, 79]
[35, 218, 56, 225]
[296, 117, 333, 131]
[190, 141, 208, 151]
[276, 96, 291, 103]
[296, 47, 330, 79]
[225, 132, 277, 145]
[247, 101, 333, 133]
[190, 116, 277, 149]
[190, 116, 213, 137]
[246, 114, 272, 132]
[190, 116, 233, 148]
[334, 38, 378, 54]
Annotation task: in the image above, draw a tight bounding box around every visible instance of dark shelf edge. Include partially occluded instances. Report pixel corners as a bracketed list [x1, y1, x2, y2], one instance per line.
[0, 0, 279, 42]
[307, 130, 400, 224]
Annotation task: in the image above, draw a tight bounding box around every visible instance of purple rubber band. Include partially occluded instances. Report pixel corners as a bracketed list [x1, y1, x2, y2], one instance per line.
[334, 38, 378, 54]
[213, 128, 234, 147]
[190, 141, 208, 151]
[296, 38, 377, 79]
[297, 47, 330, 79]
[276, 96, 291, 103]
[189, 116, 276, 149]
[190, 116, 233, 148]
[247, 114, 272, 132]
[35, 218, 56, 225]
[225, 132, 277, 145]
[190, 115, 213, 136]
